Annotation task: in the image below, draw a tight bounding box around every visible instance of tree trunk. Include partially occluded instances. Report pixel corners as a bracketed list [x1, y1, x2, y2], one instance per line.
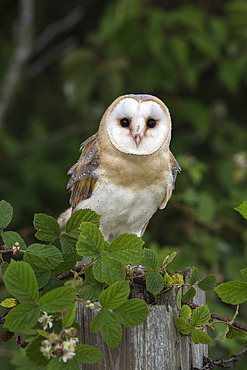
[76, 267, 207, 370]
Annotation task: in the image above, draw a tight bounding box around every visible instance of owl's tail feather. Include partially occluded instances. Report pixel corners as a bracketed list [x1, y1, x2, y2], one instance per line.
[57, 208, 72, 233]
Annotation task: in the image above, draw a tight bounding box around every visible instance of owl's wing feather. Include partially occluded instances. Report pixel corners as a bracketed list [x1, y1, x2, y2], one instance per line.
[159, 151, 180, 209]
[67, 134, 99, 210]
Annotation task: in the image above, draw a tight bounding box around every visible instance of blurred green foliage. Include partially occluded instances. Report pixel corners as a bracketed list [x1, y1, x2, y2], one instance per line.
[0, 0, 247, 368]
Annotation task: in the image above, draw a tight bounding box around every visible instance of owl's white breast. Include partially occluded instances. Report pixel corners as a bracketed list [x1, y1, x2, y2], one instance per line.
[74, 179, 165, 242]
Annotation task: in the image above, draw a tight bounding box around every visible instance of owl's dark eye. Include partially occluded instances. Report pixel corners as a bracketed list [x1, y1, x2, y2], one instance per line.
[147, 119, 156, 128]
[120, 118, 130, 127]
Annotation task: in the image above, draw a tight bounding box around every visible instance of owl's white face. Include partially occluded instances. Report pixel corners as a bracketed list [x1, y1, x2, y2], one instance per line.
[107, 96, 171, 156]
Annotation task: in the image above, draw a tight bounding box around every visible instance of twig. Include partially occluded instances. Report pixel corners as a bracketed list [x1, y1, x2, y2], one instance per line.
[201, 347, 247, 369]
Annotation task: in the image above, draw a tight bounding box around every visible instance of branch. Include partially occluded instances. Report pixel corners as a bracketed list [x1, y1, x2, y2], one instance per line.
[0, 0, 34, 126]
[201, 347, 247, 369]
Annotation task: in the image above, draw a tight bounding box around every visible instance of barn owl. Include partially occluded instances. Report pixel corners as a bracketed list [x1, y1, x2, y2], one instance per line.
[58, 94, 180, 242]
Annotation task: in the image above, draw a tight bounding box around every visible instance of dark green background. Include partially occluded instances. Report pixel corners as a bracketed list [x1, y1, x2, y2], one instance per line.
[1, 0, 247, 368]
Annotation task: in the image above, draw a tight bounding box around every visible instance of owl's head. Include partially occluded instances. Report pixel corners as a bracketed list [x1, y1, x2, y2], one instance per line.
[101, 94, 171, 156]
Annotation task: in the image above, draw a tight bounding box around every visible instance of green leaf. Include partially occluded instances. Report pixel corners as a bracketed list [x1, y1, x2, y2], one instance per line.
[108, 233, 144, 265]
[235, 201, 247, 220]
[140, 248, 158, 270]
[34, 214, 61, 242]
[76, 222, 104, 258]
[241, 267, 247, 281]
[162, 252, 177, 268]
[181, 305, 191, 321]
[79, 284, 104, 301]
[114, 298, 149, 327]
[62, 302, 77, 327]
[190, 266, 199, 285]
[174, 317, 193, 334]
[192, 305, 211, 327]
[182, 287, 196, 303]
[164, 273, 173, 285]
[3, 302, 40, 333]
[226, 326, 247, 339]
[84, 267, 103, 286]
[40, 278, 64, 296]
[93, 256, 125, 285]
[24, 243, 63, 271]
[39, 286, 76, 313]
[35, 270, 50, 289]
[75, 344, 103, 364]
[66, 209, 100, 238]
[214, 281, 247, 304]
[3, 260, 39, 302]
[25, 335, 49, 366]
[191, 329, 212, 344]
[146, 272, 164, 295]
[0, 200, 13, 228]
[90, 309, 122, 349]
[99, 281, 130, 309]
[2, 231, 26, 249]
[198, 274, 217, 291]
[60, 234, 77, 252]
[48, 357, 79, 370]
[52, 252, 77, 275]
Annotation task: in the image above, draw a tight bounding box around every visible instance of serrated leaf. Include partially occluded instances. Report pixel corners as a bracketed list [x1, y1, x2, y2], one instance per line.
[3, 302, 40, 333]
[174, 317, 193, 334]
[162, 252, 177, 268]
[191, 329, 212, 344]
[25, 335, 49, 366]
[181, 305, 191, 321]
[2, 231, 26, 249]
[79, 284, 104, 301]
[84, 267, 103, 286]
[99, 281, 130, 309]
[24, 243, 63, 271]
[0, 200, 13, 228]
[176, 287, 182, 310]
[75, 344, 104, 364]
[34, 214, 61, 242]
[146, 272, 164, 295]
[60, 234, 77, 252]
[66, 209, 100, 238]
[93, 256, 125, 285]
[48, 356, 79, 369]
[3, 260, 39, 302]
[192, 305, 211, 326]
[198, 274, 217, 291]
[52, 252, 77, 275]
[40, 277, 64, 296]
[35, 270, 50, 289]
[190, 266, 199, 285]
[108, 234, 144, 265]
[164, 273, 173, 285]
[235, 201, 247, 220]
[214, 281, 247, 304]
[76, 222, 104, 258]
[90, 310, 122, 349]
[39, 286, 76, 313]
[241, 267, 247, 281]
[114, 298, 149, 327]
[1, 261, 8, 276]
[226, 326, 247, 339]
[0, 298, 18, 308]
[172, 273, 184, 285]
[62, 302, 77, 327]
[140, 248, 159, 270]
[182, 287, 196, 303]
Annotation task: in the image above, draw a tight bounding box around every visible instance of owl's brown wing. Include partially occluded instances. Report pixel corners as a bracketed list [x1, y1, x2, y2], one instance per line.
[159, 151, 180, 210]
[67, 134, 99, 211]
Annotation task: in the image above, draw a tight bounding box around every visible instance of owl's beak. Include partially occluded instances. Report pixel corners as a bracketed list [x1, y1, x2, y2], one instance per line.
[133, 133, 143, 147]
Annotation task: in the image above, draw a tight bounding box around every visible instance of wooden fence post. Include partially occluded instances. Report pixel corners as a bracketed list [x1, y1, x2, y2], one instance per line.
[76, 267, 208, 370]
